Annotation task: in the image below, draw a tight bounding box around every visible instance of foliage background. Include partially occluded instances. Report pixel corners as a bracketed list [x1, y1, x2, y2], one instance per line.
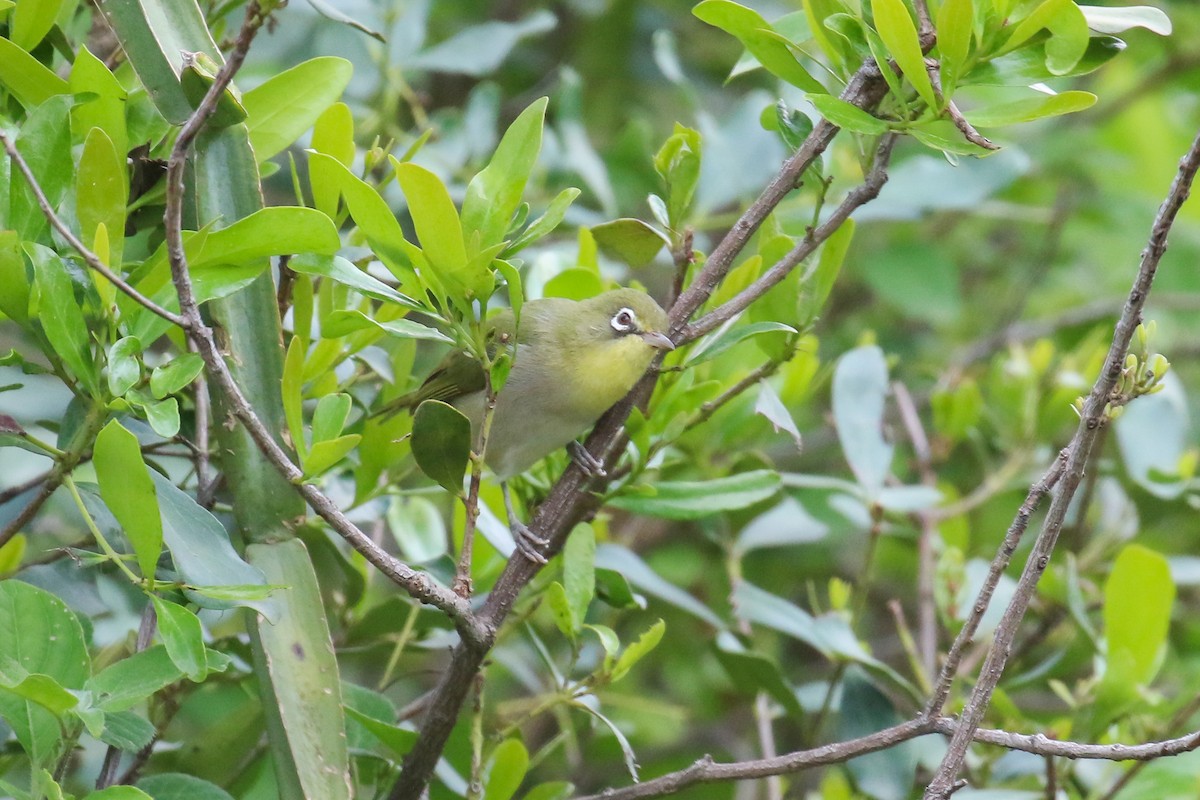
[4, 1, 1200, 799]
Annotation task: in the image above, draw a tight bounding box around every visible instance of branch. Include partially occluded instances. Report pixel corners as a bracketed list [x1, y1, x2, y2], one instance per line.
[923, 125, 1200, 799]
[681, 133, 898, 342]
[153, 3, 486, 646]
[574, 718, 1200, 800]
[389, 55, 897, 800]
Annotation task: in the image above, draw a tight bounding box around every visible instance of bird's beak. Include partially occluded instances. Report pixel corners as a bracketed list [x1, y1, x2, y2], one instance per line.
[640, 331, 675, 350]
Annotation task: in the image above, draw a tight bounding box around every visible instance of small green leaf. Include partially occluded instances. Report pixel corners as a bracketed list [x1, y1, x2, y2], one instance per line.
[0, 232, 30, 326]
[968, 90, 1096, 128]
[128, 390, 180, 439]
[462, 97, 548, 249]
[242, 57, 353, 162]
[10, 0, 63, 50]
[107, 337, 143, 397]
[288, 253, 420, 309]
[312, 393, 352, 443]
[1103, 545, 1175, 688]
[609, 470, 781, 520]
[309, 102, 355, 218]
[1002, 0, 1090, 75]
[411, 400, 472, 494]
[611, 619, 665, 681]
[563, 523, 596, 634]
[687, 321, 797, 366]
[482, 738, 529, 800]
[833, 345, 893, 499]
[136, 774, 237, 800]
[506, 188, 581, 256]
[546, 582, 577, 642]
[871, 0, 937, 108]
[87, 646, 185, 712]
[713, 633, 804, 717]
[95, 420, 163, 580]
[393, 160, 476, 294]
[28, 244, 99, 395]
[76, 127, 128, 273]
[283, 337, 306, 459]
[150, 353, 204, 399]
[542, 268, 605, 301]
[344, 706, 418, 758]
[1079, 5, 1171, 35]
[0, 37, 69, 108]
[693, 0, 825, 92]
[808, 94, 889, 135]
[303, 435, 361, 477]
[591, 218, 669, 267]
[321, 310, 450, 342]
[936, 0, 974, 93]
[150, 598, 207, 682]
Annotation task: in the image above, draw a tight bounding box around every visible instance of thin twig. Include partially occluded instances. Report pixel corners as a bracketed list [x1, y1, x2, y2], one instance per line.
[0, 469, 52, 506]
[893, 381, 938, 681]
[154, 1, 484, 645]
[96, 603, 158, 788]
[681, 133, 898, 342]
[0, 132, 185, 328]
[923, 126, 1200, 800]
[572, 717, 1200, 800]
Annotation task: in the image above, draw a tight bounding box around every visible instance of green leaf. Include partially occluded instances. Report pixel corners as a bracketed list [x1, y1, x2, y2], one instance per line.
[1103, 545, 1175, 688]
[70, 47, 129, 157]
[936, 0, 974, 94]
[11, 95, 73, 241]
[137, 773, 236, 800]
[107, 337, 143, 397]
[547, 582, 577, 642]
[386, 495, 448, 563]
[287, 253, 420, 309]
[0, 581, 89, 768]
[482, 738, 529, 800]
[800, 218, 854, 324]
[302, 0, 386, 41]
[305, 153, 418, 285]
[149, 598, 207, 682]
[1, 674, 77, 715]
[693, 0, 825, 93]
[126, 388, 180, 438]
[506, 188, 581, 256]
[462, 97, 548, 249]
[304, 435, 361, 477]
[31, 243, 100, 394]
[321, 309, 451, 342]
[968, 90, 1097, 128]
[94, 420, 164, 578]
[87, 646, 185, 712]
[590, 218, 669, 267]
[808, 94, 889, 134]
[611, 619, 665, 681]
[839, 670, 919, 800]
[283, 337, 306, 458]
[94, 710, 155, 752]
[563, 523, 596, 634]
[150, 353, 204, 399]
[411, 400, 472, 494]
[833, 345, 893, 499]
[309, 102, 355, 218]
[343, 706, 418, 758]
[0, 37, 69, 109]
[408, 10, 557, 76]
[1080, 5, 1171, 35]
[146, 473, 271, 615]
[0, 232, 30, 326]
[1002, 0, 1090, 75]
[243, 57, 353, 162]
[10, 0, 63, 50]
[190, 207, 341, 269]
[84, 786, 154, 800]
[713, 632, 805, 717]
[312, 393, 351, 443]
[542, 268, 604, 302]
[755, 380, 803, 451]
[76, 127, 128, 273]
[871, 0, 937, 108]
[687, 321, 797, 366]
[609, 470, 781, 520]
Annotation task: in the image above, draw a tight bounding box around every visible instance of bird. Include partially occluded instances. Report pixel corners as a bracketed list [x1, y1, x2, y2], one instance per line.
[378, 287, 675, 561]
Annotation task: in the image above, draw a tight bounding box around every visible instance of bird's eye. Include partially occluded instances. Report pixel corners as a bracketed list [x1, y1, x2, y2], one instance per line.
[611, 308, 637, 333]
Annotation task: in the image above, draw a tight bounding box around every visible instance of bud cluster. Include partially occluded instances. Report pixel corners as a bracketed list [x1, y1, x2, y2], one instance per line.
[1071, 321, 1170, 422]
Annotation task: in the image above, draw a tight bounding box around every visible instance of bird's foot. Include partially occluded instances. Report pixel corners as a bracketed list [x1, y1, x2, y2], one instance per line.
[568, 441, 607, 478]
[510, 519, 549, 564]
[502, 481, 548, 564]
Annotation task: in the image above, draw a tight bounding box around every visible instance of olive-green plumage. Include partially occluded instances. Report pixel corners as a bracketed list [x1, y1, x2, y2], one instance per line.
[381, 288, 674, 480]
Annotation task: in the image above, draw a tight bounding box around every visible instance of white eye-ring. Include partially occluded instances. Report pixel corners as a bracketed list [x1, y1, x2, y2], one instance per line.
[611, 307, 637, 333]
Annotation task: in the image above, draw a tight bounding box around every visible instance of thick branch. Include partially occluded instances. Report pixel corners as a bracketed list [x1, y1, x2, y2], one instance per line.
[923, 125, 1200, 799]
[389, 57, 895, 800]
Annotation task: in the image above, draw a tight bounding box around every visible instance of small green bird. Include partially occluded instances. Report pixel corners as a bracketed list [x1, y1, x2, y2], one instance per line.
[379, 288, 675, 560]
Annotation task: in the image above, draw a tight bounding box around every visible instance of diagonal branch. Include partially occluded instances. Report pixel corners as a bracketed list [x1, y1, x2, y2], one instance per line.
[573, 717, 1200, 800]
[388, 58, 896, 800]
[139, 1, 486, 646]
[923, 125, 1200, 799]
